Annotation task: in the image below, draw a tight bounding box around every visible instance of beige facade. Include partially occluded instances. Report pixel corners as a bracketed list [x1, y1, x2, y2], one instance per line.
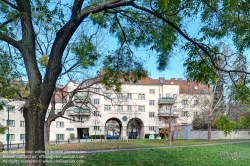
[0, 77, 211, 143]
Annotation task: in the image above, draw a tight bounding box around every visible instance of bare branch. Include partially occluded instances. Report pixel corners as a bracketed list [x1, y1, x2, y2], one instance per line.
[1, 0, 18, 10]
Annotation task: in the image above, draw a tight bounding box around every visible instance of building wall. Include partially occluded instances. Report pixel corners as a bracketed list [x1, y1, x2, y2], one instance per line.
[0, 77, 213, 143]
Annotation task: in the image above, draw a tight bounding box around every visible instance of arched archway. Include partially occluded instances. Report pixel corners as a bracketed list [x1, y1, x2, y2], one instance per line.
[127, 118, 144, 139]
[105, 117, 122, 136]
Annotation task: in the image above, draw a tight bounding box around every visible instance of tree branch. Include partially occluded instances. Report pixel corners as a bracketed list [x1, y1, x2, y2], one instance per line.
[1, 0, 18, 10]
[0, 34, 20, 49]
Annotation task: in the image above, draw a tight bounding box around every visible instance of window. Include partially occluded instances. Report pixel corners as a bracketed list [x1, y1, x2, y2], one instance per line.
[166, 93, 172, 98]
[94, 126, 100, 131]
[104, 105, 111, 111]
[182, 123, 188, 125]
[70, 117, 75, 123]
[173, 94, 177, 100]
[149, 126, 156, 131]
[194, 112, 198, 116]
[149, 89, 155, 94]
[6, 134, 15, 141]
[127, 93, 132, 99]
[46, 109, 50, 117]
[166, 106, 170, 111]
[118, 105, 123, 111]
[94, 111, 100, 116]
[149, 112, 155, 118]
[94, 99, 100, 105]
[7, 105, 15, 112]
[94, 88, 100, 93]
[105, 93, 111, 99]
[6, 120, 15, 127]
[194, 100, 198, 105]
[172, 106, 177, 112]
[20, 121, 25, 127]
[79, 116, 83, 122]
[127, 105, 132, 111]
[149, 100, 155, 106]
[20, 134, 25, 141]
[182, 111, 188, 117]
[56, 121, 64, 128]
[138, 105, 145, 112]
[138, 94, 145, 100]
[56, 109, 62, 114]
[117, 93, 123, 99]
[182, 100, 188, 105]
[56, 134, 64, 140]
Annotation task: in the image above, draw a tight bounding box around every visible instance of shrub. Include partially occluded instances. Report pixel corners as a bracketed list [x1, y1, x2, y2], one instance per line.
[69, 133, 75, 139]
[89, 135, 105, 139]
[145, 134, 151, 139]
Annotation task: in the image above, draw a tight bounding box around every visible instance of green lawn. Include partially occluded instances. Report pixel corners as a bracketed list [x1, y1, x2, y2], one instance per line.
[1, 140, 250, 166]
[44, 139, 250, 151]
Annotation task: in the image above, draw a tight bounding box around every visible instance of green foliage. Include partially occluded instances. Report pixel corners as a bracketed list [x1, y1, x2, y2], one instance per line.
[144, 134, 150, 139]
[0, 124, 7, 135]
[72, 35, 100, 69]
[70, 133, 75, 140]
[38, 55, 49, 67]
[89, 135, 105, 139]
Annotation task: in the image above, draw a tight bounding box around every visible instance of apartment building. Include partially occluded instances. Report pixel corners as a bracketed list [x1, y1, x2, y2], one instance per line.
[0, 76, 210, 143]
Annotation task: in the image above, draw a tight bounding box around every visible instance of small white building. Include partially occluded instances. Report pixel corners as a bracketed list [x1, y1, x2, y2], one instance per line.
[0, 76, 210, 143]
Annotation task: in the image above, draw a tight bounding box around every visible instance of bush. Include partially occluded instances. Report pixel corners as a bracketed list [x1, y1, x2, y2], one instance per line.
[145, 134, 151, 139]
[70, 133, 75, 139]
[89, 135, 105, 139]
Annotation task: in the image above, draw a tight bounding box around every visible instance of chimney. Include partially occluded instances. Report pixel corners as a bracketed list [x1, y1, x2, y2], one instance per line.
[178, 78, 182, 81]
[171, 78, 176, 80]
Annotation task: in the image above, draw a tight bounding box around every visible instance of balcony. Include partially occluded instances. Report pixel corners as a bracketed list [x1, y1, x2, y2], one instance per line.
[158, 97, 175, 105]
[74, 95, 91, 103]
[68, 108, 90, 116]
[158, 109, 178, 117]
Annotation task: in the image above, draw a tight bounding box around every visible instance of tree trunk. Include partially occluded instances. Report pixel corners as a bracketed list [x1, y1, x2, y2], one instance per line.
[44, 120, 52, 145]
[23, 96, 47, 166]
[207, 123, 212, 141]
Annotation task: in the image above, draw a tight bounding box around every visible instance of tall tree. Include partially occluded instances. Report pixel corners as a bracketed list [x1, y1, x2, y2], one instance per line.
[1, 1, 250, 165]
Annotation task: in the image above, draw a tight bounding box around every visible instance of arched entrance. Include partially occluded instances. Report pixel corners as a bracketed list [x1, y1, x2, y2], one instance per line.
[105, 118, 122, 136]
[127, 118, 144, 139]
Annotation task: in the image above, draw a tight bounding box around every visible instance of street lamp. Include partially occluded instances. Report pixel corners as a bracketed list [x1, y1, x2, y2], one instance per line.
[6, 105, 10, 152]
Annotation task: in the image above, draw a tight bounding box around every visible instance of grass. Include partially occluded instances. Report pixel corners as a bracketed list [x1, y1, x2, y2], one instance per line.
[0, 139, 249, 166]
[1, 142, 250, 166]
[44, 139, 250, 151]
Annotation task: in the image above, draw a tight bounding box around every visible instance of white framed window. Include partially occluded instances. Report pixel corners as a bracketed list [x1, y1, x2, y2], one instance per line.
[20, 134, 25, 141]
[149, 89, 155, 94]
[20, 121, 25, 127]
[56, 134, 64, 140]
[94, 99, 100, 105]
[7, 105, 15, 112]
[56, 109, 62, 114]
[127, 105, 132, 111]
[105, 93, 111, 99]
[173, 94, 177, 100]
[94, 88, 100, 93]
[138, 105, 145, 112]
[79, 116, 83, 122]
[182, 100, 188, 105]
[56, 121, 64, 128]
[149, 126, 156, 131]
[94, 111, 100, 116]
[118, 105, 123, 111]
[194, 100, 198, 105]
[149, 112, 155, 118]
[194, 112, 198, 116]
[104, 105, 111, 111]
[149, 100, 155, 106]
[138, 94, 145, 100]
[181, 111, 188, 117]
[127, 93, 132, 99]
[117, 93, 123, 99]
[94, 126, 100, 131]
[166, 106, 170, 111]
[166, 93, 172, 98]
[6, 134, 15, 141]
[70, 117, 75, 123]
[6, 120, 15, 127]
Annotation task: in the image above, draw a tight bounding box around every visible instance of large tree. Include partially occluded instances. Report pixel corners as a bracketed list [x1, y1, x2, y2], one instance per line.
[1, 0, 250, 165]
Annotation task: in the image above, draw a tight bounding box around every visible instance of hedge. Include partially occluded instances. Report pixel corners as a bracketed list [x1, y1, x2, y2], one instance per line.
[89, 135, 105, 139]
